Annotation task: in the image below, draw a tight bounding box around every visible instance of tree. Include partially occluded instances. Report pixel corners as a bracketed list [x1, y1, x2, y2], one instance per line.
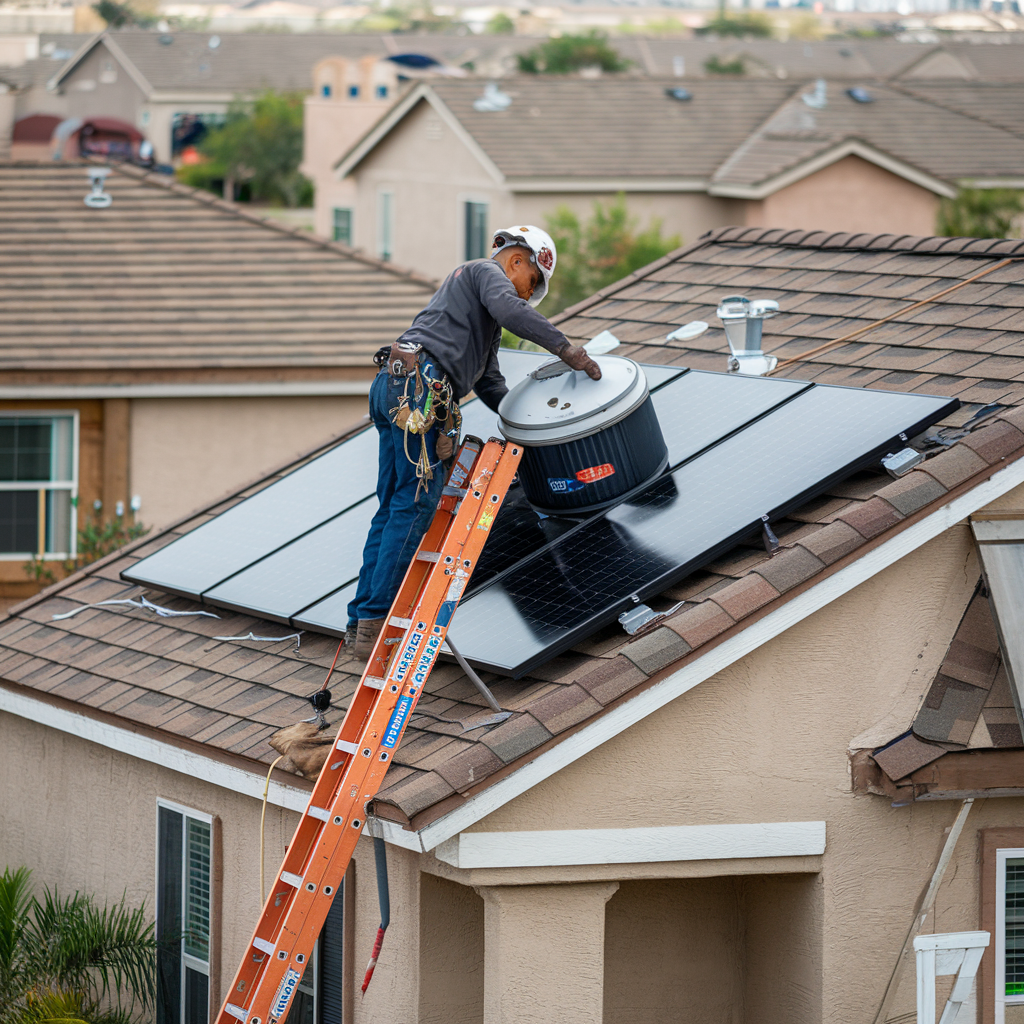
[92, 0, 157, 28]
[0, 866, 157, 1024]
[186, 91, 312, 207]
[697, 11, 773, 37]
[517, 32, 630, 74]
[542, 194, 680, 316]
[486, 11, 515, 34]
[938, 188, 1024, 239]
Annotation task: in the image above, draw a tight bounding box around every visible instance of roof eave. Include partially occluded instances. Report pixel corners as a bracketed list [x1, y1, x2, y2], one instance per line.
[506, 177, 708, 194]
[709, 137, 958, 200]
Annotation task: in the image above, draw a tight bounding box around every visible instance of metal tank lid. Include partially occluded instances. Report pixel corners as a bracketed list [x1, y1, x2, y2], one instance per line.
[498, 354, 649, 446]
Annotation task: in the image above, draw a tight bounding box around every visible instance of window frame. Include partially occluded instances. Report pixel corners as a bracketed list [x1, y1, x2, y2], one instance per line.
[156, 799, 215, 1024]
[997, 846, 1024, 1022]
[377, 190, 394, 262]
[463, 200, 489, 262]
[332, 208, 353, 246]
[0, 409, 79, 560]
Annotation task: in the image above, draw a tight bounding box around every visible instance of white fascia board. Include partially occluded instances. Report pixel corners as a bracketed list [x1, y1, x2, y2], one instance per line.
[335, 85, 505, 187]
[434, 821, 826, 869]
[709, 139, 957, 200]
[0, 382, 372, 400]
[507, 178, 708, 194]
[147, 91, 236, 104]
[410, 452, 1024, 853]
[0, 685, 311, 813]
[956, 178, 1024, 190]
[99, 35, 154, 98]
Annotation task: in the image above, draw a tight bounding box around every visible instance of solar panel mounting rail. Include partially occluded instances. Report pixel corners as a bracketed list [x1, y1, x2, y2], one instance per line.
[215, 435, 522, 1024]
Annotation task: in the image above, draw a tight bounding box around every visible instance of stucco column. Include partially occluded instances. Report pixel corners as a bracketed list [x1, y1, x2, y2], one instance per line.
[478, 881, 619, 1024]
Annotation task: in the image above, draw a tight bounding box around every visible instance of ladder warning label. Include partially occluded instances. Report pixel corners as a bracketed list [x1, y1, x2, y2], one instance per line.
[271, 968, 301, 1020]
[382, 694, 414, 749]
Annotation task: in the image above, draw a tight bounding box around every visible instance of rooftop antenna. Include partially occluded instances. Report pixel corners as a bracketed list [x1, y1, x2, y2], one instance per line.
[716, 295, 779, 376]
[84, 167, 112, 209]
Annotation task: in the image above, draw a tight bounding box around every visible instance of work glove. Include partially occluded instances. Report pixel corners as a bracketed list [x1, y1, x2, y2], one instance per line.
[559, 343, 602, 381]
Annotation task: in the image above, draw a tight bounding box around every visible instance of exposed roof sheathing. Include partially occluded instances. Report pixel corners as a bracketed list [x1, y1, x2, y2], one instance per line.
[0, 163, 435, 377]
[3, 227, 1024, 824]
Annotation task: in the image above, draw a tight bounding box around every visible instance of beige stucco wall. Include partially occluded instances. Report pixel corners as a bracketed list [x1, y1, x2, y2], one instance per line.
[58, 42, 146, 128]
[744, 155, 941, 238]
[128, 395, 367, 530]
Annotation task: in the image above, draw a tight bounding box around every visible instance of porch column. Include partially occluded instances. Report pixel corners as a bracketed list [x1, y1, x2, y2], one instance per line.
[478, 881, 619, 1024]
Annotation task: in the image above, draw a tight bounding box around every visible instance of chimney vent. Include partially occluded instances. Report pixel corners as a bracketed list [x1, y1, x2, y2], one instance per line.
[716, 295, 780, 376]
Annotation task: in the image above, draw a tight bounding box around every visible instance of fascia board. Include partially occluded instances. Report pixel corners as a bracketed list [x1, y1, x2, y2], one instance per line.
[434, 821, 826, 869]
[98, 35, 154, 98]
[147, 91, 237, 104]
[958, 178, 1024, 189]
[334, 85, 505, 187]
[0, 382, 372, 399]
[410, 450, 1024, 853]
[710, 138, 957, 200]
[46, 31, 105, 92]
[5, 453, 1024, 856]
[507, 178, 708, 194]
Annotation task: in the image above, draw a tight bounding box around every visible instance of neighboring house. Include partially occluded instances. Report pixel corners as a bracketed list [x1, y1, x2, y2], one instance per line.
[4, 227, 1024, 1023]
[0, 160, 436, 607]
[332, 76, 1024, 280]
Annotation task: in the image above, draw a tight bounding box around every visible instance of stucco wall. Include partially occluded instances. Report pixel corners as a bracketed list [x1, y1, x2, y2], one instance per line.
[744, 155, 941, 238]
[128, 396, 367, 529]
[59, 43, 146, 127]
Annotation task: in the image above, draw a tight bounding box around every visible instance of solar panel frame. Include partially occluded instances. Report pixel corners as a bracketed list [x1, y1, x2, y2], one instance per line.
[445, 384, 960, 677]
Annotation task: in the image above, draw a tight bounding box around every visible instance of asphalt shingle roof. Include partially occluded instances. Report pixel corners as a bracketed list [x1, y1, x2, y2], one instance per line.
[0, 162, 436, 376]
[4, 227, 1024, 826]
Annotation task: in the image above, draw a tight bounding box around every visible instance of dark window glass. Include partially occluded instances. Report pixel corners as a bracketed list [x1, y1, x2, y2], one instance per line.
[0, 492, 39, 555]
[157, 808, 184, 1024]
[465, 202, 488, 261]
[375, 85, 387, 99]
[319, 888, 345, 1024]
[347, 84, 359, 98]
[332, 209, 352, 245]
[0, 419, 51, 481]
[1008, 857, 1024, 996]
[184, 968, 208, 1024]
[321, 84, 331, 97]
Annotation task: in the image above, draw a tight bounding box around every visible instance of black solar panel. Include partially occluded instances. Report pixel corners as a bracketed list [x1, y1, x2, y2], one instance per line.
[445, 385, 958, 676]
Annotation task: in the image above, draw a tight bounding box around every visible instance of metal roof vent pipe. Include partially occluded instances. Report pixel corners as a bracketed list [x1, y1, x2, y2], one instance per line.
[716, 295, 780, 376]
[84, 167, 112, 209]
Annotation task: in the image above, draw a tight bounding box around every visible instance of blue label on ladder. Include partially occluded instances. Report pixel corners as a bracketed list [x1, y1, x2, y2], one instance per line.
[382, 694, 414, 749]
[271, 967, 302, 1020]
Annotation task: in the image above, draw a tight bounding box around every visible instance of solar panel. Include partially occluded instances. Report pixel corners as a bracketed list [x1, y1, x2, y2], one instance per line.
[445, 385, 958, 677]
[122, 351, 683, 599]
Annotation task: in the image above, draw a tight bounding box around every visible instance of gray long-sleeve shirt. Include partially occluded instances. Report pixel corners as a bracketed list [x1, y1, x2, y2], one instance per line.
[398, 259, 569, 412]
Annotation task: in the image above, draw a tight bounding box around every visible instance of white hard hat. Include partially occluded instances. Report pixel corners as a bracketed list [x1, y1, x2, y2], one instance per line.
[491, 225, 556, 307]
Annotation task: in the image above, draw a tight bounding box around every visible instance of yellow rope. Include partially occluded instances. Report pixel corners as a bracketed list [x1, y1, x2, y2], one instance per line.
[260, 754, 285, 905]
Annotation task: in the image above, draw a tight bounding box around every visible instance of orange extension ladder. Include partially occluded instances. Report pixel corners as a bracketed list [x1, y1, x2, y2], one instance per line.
[215, 435, 522, 1024]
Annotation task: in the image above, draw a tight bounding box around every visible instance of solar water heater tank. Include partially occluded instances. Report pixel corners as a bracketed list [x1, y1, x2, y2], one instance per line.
[497, 354, 668, 515]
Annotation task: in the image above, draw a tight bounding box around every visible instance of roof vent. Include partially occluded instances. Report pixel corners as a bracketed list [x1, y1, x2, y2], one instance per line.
[846, 86, 873, 103]
[665, 87, 691, 102]
[473, 82, 512, 112]
[716, 295, 779, 376]
[208, 34, 221, 48]
[84, 167, 112, 209]
[802, 78, 827, 109]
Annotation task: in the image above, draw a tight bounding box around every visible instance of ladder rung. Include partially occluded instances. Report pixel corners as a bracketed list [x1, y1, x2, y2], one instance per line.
[363, 676, 386, 690]
[389, 616, 412, 628]
[416, 550, 441, 562]
[225, 1005, 247, 1022]
[307, 806, 329, 821]
[253, 937, 275, 956]
[280, 871, 304, 888]
[336, 739, 358, 754]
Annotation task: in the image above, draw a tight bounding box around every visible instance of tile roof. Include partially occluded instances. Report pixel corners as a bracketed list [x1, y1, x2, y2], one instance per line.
[709, 82, 1024, 188]
[897, 82, 1024, 140]
[0, 162, 436, 379]
[4, 227, 1024, 826]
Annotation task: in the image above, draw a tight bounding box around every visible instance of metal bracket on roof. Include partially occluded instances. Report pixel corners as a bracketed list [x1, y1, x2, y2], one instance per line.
[761, 514, 780, 556]
[619, 602, 661, 635]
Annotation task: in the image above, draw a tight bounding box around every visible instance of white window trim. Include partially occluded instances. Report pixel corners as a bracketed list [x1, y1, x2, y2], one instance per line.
[0, 410, 79, 561]
[377, 189, 394, 262]
[331, 207, 353, 245]
[156, 799, 214, 1024]
[996, 846, 1024, 1024]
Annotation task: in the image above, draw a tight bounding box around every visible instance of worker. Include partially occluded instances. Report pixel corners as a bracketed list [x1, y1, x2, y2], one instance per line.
[347, 225, 602, 660]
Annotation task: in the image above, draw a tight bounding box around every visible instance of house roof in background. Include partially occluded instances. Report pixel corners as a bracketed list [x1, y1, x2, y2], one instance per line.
[2, 228, 1024, 832]
[0, 162, 436, 379]
[709, 82, 1024, 190]
[898, 81, 1024, 140]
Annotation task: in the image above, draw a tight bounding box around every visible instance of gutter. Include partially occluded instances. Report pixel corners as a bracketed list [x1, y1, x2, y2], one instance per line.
[2, 448, 1024, 854]
[0, 382, 373, 400]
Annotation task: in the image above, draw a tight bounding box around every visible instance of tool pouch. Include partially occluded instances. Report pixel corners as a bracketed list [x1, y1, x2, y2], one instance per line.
[388, 341, 422, 377]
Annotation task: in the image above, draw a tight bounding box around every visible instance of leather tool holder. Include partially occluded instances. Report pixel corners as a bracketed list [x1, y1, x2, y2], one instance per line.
[388, 340, 422, 377]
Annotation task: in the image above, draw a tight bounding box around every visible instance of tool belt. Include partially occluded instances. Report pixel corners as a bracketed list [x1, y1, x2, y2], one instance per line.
[373, 342, 462, 492]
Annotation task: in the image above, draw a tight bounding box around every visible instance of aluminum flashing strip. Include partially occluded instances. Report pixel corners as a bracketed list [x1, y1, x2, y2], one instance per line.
[434, 822, 826, 869]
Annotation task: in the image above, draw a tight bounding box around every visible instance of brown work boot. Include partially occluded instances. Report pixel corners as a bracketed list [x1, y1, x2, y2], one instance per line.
[354, 617, 386, 660]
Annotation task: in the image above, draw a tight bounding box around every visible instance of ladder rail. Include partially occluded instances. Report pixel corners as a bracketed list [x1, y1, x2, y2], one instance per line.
[216, 437, 520, 1024]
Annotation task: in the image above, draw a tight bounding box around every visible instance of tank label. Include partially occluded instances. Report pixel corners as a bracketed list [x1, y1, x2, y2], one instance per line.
[576, 463, 616, 484]
[547, 477, 586, 494]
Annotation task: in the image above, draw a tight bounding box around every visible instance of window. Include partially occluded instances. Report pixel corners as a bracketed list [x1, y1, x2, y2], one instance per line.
[321, 83, 331, 98]
[464, 201, 488, 261]
[289, 894, 345, 1024]
[997, 849, 1024, 1021]
[332, 208, 352, 245]
[347, 84, 359, 99]
[0, 414, 77, 558]
[377, 191, 393, 262]
[375, 84, 388, 100]
[157, 803, 213, 1024]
